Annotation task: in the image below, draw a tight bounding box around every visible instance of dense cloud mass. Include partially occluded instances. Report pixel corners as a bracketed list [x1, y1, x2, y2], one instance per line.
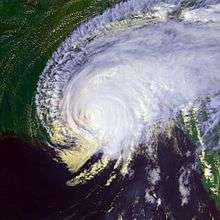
[36, 0, 220, 171]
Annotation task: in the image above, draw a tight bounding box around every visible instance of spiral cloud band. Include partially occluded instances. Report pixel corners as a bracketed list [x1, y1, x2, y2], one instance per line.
[36, 0, 220, 171]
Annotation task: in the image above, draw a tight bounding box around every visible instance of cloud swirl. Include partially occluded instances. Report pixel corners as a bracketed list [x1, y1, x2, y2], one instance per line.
[36, 0, 220, 171]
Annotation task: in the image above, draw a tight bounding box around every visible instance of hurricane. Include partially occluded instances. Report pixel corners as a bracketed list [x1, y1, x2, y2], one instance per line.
[1, 0, 220, 219]
[35, 0, 220, 175]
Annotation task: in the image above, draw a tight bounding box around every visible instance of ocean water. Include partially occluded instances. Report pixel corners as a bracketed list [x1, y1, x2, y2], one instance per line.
[0, 0, 220, 219]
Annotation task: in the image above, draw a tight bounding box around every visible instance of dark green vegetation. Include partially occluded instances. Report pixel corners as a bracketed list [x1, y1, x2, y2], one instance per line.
[0, 0, 120, 139]
[179, 109, 220, 210]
